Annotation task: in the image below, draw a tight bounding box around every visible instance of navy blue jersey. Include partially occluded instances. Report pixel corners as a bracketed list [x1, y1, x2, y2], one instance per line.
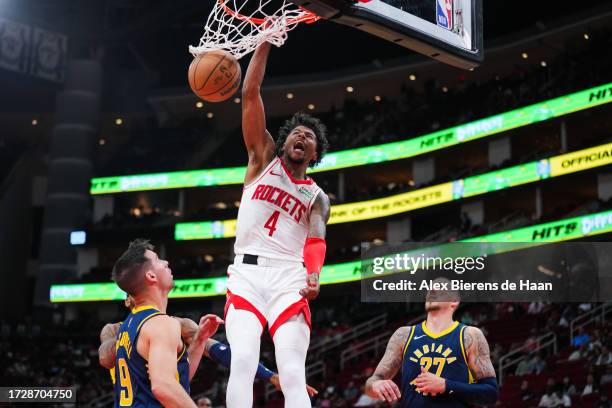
[399, 321, 474, 408]
[113, 306, 190, 407]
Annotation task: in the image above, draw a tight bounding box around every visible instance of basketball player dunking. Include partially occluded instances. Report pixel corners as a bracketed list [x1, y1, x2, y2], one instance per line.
[365, 279, 499, 407]
[225, 42, 330, 408]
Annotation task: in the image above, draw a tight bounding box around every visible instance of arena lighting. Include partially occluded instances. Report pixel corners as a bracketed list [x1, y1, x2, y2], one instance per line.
[31, 118, 38, 126]
[374, 95, 382, 102]
[49, 208, 612, 302]
[99, 139, 106, 146]
[541, 61, 547, 67]
[206, 112, 214, 119]
[196, 101, 204, 108]
[584, 33, 589, 40]
[346, 86, 354, 92]
[286, 92, 294, 99]
[442, 86, 449, 93]
[233, 97, 241, 104]
[173, 142, 612, 240]
[115, 118, 123, 125]
[69, 231, 86, 246]
[521, 52, 528, 59]
[89, 82, 612, 194]
[409, 74, 417, 81]
[307, 103, 315, 110]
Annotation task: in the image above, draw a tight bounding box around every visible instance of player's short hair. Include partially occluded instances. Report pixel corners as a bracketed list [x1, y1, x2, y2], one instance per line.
[111, 239, 154, 296]
[429, 277, 461, 302]
[276, 111, 329, 167]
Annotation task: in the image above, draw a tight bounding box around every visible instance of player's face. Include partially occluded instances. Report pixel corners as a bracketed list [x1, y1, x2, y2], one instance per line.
[144, 250, 174, 290]
[425, 289, 459, 312]
[284, 126, 317, 165]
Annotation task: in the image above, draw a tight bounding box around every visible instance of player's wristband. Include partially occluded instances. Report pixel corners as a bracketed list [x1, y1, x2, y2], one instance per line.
[444, 377, 498, 405]
[304, 237, 326, 275]
[208, 342, 276, 380]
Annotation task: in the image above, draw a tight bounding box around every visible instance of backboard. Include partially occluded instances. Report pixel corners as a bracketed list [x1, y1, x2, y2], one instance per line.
[290, 0, 483, 69]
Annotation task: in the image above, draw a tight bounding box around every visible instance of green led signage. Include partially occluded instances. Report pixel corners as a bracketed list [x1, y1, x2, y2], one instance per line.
[90, 83, 612, 194]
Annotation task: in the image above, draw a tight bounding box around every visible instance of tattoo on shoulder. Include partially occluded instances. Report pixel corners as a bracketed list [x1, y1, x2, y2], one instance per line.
[465, 327, 496, 380]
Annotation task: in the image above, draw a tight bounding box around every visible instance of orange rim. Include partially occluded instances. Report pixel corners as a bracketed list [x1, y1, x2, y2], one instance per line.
[219, 0, 320, 25]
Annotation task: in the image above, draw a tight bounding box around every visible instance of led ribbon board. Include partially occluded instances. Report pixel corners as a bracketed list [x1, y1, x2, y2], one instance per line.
[90, 83, 612, 194]
[50, 209, 612, 302]
[175, 142, 612, 240]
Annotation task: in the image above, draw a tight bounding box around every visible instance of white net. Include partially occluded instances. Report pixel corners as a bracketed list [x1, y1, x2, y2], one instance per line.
[189, 0, 318, 60]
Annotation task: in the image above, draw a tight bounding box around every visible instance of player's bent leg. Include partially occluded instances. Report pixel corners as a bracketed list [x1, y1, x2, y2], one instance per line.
[272, 314, 311, 408]
[226, 305, 264, 408]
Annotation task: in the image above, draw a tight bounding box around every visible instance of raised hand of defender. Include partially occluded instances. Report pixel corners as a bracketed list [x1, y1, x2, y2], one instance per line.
[370, 379, 401, 402]
[414, 366, 446, 396]
[193, 315, 224, 346]
[299, 273, 320, 300]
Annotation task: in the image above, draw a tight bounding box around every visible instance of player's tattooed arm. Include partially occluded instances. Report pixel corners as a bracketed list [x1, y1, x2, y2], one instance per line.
[176, 317, 199, 346]
[365, 326, 411, 402]
[300, 192, 330, 300]
[464, 326, 496, 379]
[309, 192, 331, 238]
[98, 322, 121, 369]
[242, 42, 276, 184]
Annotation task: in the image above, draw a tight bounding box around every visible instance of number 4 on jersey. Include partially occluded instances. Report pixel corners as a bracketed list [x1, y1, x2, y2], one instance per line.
[264, 210, 280, 236]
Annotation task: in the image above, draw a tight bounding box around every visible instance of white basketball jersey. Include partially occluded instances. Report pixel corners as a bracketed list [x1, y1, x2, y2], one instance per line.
[234, 157, 322, 262]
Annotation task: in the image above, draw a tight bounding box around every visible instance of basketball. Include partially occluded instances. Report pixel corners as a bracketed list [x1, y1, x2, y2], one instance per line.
[188, 50, 242, 102]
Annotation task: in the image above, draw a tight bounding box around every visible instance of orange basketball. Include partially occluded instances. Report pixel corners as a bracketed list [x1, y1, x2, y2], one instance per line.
[188, 50, 242, 102]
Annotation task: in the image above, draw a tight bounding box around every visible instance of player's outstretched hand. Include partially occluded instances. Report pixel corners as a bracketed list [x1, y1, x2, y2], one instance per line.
[270, 374, 319, 397]
[370, 379, 401, 402]
[193, 315, 224, 346]
[414, 366, 446, 396]
[299, 273, 320, 301]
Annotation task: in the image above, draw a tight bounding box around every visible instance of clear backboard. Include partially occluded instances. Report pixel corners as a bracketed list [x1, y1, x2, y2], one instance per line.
[290, 0, 483, 69]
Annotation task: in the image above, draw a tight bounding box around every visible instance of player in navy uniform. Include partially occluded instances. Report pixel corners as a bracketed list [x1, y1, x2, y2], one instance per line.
[99, 296, 319, 397]
[365, 279, 498, 407]
[110, 239, 223, 408]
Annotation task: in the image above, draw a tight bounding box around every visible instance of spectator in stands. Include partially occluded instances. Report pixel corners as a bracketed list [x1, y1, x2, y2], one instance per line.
[523, 329, 539, 352]
[520, 379, 535, 402]
[515, 354, 536, 376]
[460, 310, 474, 325]
[533, 353, 547, 374]
[595, 345, 612, 366]
[527, 301, 545, 315]
[196, 397, 212, 408]
[490, 343, 504, 365]
[594, 394, 612, 408]
[590, 329, 604, 352]
[568, 344, 589, 361]
[581, 374, 600, 396]
[557, 306, 571, 328]
[561, 376, 577, 397]
[538, 384, 570, 408]
[600, 366, 612, 386]
[343, 381, 359, 401]
[353, 385, 378, 407]
[573, 327, 591, 347]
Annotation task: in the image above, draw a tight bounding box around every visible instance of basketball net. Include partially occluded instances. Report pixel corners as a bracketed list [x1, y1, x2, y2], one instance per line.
[189, 0, 319, 60]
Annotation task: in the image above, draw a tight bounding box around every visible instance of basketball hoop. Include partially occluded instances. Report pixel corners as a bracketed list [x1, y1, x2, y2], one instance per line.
[189, 0, 320, 60]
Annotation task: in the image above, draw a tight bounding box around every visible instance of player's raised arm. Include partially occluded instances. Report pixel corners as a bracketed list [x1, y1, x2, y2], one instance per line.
[299, 192, 330, 301]
[365, 326, 410, 402]
[242, 42, 276, 184]
[185, 315, 223, 380]
[98, 322, 120, 369]
[144, 316, 197, 408]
